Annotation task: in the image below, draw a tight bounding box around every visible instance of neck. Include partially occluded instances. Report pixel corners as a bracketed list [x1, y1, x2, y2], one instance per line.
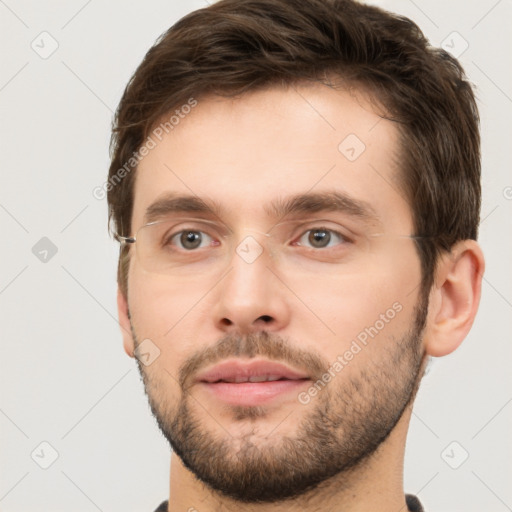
[166, 403, 414, 512]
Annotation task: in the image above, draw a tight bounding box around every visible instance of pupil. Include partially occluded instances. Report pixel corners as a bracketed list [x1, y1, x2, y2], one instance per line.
[181, 231, 202, 249]
[309, 229, 330, 247]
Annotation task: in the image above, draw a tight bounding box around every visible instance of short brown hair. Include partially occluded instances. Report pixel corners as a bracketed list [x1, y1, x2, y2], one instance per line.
[107, 0, 480, 299]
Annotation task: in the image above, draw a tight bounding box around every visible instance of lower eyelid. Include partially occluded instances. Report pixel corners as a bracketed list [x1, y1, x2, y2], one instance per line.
[293, 229, 349, 247]
[169, 230, 214, 247]
[171, 228, 351, 249]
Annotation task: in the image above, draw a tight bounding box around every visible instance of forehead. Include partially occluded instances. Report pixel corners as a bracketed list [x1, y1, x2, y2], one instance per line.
[132, 82, 412, 233]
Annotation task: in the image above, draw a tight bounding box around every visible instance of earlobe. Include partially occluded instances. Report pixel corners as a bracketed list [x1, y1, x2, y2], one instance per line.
[424, 240, 485, 357]
[117, 287, 135, 358]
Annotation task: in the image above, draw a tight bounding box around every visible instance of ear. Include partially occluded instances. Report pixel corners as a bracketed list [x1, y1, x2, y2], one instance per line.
[423, 240, 485, 357]
[117, 287, 135, 358]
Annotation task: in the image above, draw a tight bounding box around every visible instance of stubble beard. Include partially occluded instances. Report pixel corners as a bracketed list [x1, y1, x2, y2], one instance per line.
[131, 296, 428, 504]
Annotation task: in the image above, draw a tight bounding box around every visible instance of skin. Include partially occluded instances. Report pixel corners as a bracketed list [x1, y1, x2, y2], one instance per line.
[117, 82, 484, 512]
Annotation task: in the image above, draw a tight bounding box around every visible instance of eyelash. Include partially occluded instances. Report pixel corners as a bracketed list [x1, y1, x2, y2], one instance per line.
[167, 227, 352, 250]
[294, 228, 351, 248]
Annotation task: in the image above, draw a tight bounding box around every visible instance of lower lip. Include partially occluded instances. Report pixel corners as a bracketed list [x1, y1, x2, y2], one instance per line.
[199, 379, 309, 406]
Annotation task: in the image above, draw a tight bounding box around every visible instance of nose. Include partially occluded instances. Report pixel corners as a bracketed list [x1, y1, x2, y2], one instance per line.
[212, 232, 291, 334]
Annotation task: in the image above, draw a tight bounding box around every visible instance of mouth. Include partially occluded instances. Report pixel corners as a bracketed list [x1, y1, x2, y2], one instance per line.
[194, 359, 310, 406]
[207, 375, 303, 383]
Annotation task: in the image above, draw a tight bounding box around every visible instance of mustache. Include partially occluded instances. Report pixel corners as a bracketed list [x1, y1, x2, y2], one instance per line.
[179, 330, 329, 391]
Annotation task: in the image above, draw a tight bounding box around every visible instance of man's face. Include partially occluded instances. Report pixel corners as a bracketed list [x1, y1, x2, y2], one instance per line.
[123, 83, 428, 502]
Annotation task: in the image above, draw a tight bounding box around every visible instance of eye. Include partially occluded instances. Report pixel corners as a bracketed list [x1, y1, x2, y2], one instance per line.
[168, 229, 216, 250]
[294, 227, 351, 249]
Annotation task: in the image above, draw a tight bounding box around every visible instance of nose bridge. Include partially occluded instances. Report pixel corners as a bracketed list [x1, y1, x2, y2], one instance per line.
[233, 227, 272, 263]
[213, 226, 287, 331]
[226, 227, 274, 283]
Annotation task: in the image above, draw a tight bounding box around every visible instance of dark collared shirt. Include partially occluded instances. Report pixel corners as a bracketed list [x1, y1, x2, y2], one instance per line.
[153, 494, 424, 511]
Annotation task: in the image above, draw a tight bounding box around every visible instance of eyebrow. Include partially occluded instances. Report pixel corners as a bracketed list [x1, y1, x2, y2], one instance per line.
[143, 191, 382, 227]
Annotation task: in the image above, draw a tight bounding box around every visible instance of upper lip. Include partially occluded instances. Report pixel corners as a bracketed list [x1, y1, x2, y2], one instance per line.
[196, 359, 310, 383]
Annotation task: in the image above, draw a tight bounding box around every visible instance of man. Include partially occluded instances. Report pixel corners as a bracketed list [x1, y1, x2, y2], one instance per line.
[106, 0, 485, 510]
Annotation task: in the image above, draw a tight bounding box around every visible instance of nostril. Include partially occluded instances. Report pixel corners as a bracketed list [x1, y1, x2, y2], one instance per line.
[258, 315, 273, 323]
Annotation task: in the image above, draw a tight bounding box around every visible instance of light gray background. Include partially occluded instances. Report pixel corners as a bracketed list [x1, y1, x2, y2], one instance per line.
[0, 0, 510, 511]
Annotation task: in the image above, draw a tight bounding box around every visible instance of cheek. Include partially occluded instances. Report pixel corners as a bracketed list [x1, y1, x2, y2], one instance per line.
[128, 268, 209, 377]
[129, 261, 204, 334]
[294, 252, 422, 359]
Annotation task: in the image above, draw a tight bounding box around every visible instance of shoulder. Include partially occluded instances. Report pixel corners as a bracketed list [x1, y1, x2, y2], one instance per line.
[406, 494, 425, 512]
[153, 500, 168, 512]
